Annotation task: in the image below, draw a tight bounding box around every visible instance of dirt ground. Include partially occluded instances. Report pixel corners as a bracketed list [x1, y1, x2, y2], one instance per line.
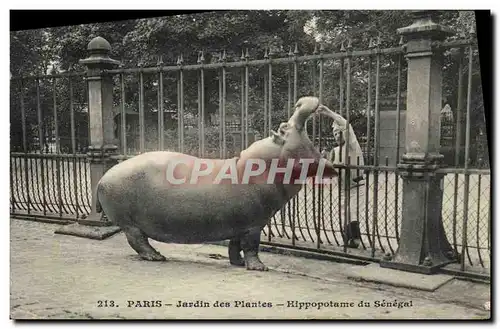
[10, 218, 491, 320]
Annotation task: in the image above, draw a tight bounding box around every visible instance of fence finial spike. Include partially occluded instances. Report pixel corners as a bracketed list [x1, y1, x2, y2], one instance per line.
[368, 38, 374, 49]
[319, 43, 325, 53]
[288, 45, 293, 56]
[157, 55, 163, 66]
[200, 51, 205, 62]
[294, 43, 299, 55]
[340, 41, 346, 52]
[241, 49, 245, 60]
[377, 33, 382, 47]
[313, 43, 318, 54]
[398, 36, 404, 46]
[245, 48, 249, 59]
[176, 56, 180, 65]
[197, 52, 201, 64]
[180, 53, 184, 64]
[264, 47, 268, 59]
[222, 49, 227, 61]
[347, 38, 352, 50]
[268, 45, 274, 57]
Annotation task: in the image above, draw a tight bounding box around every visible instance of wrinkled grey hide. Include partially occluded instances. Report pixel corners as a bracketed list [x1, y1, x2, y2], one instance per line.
[96, 96, 337, 271]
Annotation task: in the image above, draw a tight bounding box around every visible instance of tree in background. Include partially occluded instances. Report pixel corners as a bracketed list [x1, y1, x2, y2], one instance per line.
[10, 10, 486, 166]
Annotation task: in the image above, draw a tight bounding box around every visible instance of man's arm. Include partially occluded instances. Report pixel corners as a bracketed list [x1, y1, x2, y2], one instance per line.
[329, 111, 349, 129]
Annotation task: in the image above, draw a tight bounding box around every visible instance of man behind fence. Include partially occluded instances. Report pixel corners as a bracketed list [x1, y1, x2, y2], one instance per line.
[323, 107, 365, 248]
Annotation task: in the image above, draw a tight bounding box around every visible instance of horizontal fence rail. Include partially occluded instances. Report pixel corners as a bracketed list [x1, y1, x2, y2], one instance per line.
[10, 28, 490, 280]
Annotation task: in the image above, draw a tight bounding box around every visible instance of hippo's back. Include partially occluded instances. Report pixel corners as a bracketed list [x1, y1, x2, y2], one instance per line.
[96, 151, 190, 212]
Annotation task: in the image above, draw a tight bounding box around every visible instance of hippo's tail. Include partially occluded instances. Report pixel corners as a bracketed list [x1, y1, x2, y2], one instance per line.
[95, 181, 103, 213]
[96, 194, 102, 213]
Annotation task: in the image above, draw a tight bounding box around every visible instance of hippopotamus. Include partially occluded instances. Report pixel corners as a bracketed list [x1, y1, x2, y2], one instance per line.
[95, 96, 339, 271]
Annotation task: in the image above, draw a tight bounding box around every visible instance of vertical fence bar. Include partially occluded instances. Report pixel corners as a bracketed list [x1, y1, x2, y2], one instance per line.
[394, 37, 404, 243]
[222, 51, 227, 158]
[318, 44, 331, 246]
[292, 44, 299, 243]
[476, 174, 484, 267]
[120, 72, 127, 155]
[373, 37, 384, 255]
[197, 54, 202, 157]
[460, 42, 474, 270]
[299, 47, 311, 244]
[366, 39, 374, 164]
[52, 77, 63, 217]
[263, 49, 268, 139]
[200, 53, 206, 156]
[287, 47, 293, 119]
[83, 75, 91, 213]
[177, 55, 185, 154]
[268, 49, 273, 135]
[343, 40, 353, 252]
[488, 195, 491, 264]
[138, 65, 145, 153]
[338, 47, 345, 249]
[197, 58, 202, 157]
[287, 46, 295, 245]
[293, 44, 306, 242]
[19, 79, 31, 214]
[356, 156, 365, 249]
[69, 78, 76, 156]
[244, 49, 249, 149]
[180, 58, 185, 154]
[365, 41, 373, 250]
[240, 51, 245, 151]
[179, 64, 183, 153]
[384, 157, 394, 253]
[83, 151, 91, 211]
[36, 78, 47, 215]
[218, 55, 223, 158]
[46, 74, 57, 212]
[310, 47, 319, 248]
[267, 48, 273, 242]
[69, 76, 80, 218]
[452, 47, 465, 256]
[60, 152, 70, 214]
[9, 155, 15, 212]
[158, 57, 165, 151]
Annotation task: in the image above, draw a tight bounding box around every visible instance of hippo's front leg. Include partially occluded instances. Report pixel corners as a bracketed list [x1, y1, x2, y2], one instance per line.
[240, 228, 268, 271]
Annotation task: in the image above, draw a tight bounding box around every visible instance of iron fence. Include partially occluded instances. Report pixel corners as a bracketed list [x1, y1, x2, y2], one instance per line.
[10, 19, 490, 280]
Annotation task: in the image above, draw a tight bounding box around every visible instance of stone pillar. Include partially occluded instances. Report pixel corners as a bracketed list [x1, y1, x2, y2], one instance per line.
[79, 36, 120, 225]
[380, 11, 456, 274]
[55, 36, 121, 239]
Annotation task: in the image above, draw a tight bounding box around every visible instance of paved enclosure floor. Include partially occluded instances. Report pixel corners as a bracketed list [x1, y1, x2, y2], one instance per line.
[10, 219, 491, 320]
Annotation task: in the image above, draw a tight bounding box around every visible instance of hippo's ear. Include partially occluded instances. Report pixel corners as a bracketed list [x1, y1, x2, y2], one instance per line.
[271, 130, 285, 146]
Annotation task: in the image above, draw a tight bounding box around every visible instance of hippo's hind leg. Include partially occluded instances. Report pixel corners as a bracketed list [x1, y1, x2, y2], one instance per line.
[228, 238, 245, 266]
[123, 226, 166, 262]
[240, 228, 268, 271]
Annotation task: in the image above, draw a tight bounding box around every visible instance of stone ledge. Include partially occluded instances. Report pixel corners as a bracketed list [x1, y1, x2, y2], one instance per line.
[54, 223, 121, 240]
[346, 263, 454, 292]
